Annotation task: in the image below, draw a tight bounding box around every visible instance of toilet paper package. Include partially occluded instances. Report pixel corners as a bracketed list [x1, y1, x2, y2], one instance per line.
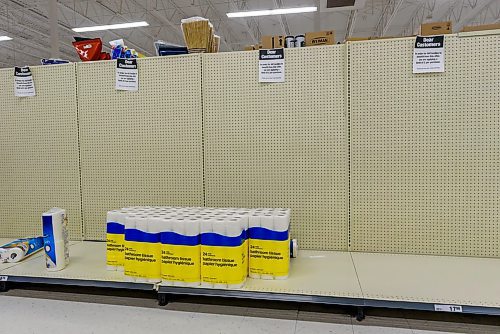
[42, 208, 70, 271]
[106, 210, 126, 271]
[160, 216, 201, 287]
[249, 209, 290, 279]
[0, 237, 44, 263]
[201, 216, 246, 288]
[124, 216, 160, 282]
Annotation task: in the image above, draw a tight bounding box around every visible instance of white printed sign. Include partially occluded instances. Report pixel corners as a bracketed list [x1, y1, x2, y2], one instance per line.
[413, 35, 445, 73]
[116, 58, 138, 91]
[0, 276, 8, 282]
[259, 48, 285, 83]
[434, 304, 463, 313]
[14, 67, 36, 97]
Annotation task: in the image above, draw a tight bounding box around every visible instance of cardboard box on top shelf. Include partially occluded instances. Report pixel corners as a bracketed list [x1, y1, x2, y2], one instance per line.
[274, 35, 285, 48]
[420, 21, 452, 35]
[261, 35, 285, 49]
[244, 45, 254, 51]
[461, 23, 500, 32]
[305, 31, 335, 46]
[261, 36, 273, 49]
[345, 37, 370, 42]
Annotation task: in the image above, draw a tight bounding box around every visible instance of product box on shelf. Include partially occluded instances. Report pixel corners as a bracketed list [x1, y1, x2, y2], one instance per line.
[420, 21, 452, 35]
[305, 31, 335, 46]
[261, 35, 285, 49]
[461, 23, 500, 32]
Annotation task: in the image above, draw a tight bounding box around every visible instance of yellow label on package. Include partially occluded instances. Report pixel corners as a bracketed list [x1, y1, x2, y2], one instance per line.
[242, 238, 248, 279]
[106, 233, 124, 266]
[249, 239, 289, 277]
[124, 240, 161, 279]
[201, 245, 245, 284]
[161, 244, 200, 283]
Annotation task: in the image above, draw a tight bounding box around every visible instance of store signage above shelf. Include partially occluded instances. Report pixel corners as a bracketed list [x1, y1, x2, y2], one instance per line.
[116, 58, 138, 91]
[259, 48, 285, 83]
[413, 35, 445, 74]
[14, 66, 36, 97]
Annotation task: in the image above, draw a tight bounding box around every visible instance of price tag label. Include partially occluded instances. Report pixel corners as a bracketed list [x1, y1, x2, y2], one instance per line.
[0, 276, 8, 282]
[434, 304, 462, 313]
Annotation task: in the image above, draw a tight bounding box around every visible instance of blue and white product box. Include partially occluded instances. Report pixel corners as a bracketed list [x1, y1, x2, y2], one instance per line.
[42, 208, 70, 271]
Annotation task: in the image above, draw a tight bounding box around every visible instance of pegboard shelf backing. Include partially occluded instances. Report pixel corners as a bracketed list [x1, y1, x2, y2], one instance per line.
[202, 46, 348, 251]
[350, 34, 500, 257]
[77, 56, 204, 240]
[0, 64, 82, 239]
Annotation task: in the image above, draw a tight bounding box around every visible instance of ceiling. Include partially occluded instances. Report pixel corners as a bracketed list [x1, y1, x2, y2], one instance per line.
[0, 0, 498, 68]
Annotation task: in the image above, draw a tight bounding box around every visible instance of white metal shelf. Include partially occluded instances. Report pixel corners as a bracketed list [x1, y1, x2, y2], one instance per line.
[1, 241, 500, 315]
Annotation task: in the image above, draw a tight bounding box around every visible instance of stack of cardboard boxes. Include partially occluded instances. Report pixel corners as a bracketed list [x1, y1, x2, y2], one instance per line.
[245, 20, 500, 49]
[244, 31, 335, 50]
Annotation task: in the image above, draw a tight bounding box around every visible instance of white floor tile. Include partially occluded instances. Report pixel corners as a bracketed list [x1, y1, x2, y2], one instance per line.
[239, 316, 297, 334]
[412, 330, 463, 334]
[353, 325, 413, 334]
[295, 320, 354, 334]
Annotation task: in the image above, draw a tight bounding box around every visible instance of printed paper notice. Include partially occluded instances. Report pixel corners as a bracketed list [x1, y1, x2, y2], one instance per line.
[413, 35, 445, 73]
[14, 67, 36, 97]
[116, 58, 138, 91]
[259, 49, 285, 83]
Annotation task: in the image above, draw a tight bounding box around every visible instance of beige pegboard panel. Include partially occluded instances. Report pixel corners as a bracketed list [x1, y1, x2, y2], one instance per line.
[350, 34, 500, 257]
[0, 64, 82, 240]
[77, 56, 204, 240]
[202, 46, 348, 250]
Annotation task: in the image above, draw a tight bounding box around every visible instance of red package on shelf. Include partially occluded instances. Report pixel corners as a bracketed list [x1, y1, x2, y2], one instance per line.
[99, 52, 111, 60]
[72, 38, 103, 61]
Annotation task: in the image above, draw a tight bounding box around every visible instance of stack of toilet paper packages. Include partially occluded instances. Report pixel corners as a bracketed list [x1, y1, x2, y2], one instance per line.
[42, 208, 70, 271]
[106, 206, 291, 287]
[248, 209, 290, 279]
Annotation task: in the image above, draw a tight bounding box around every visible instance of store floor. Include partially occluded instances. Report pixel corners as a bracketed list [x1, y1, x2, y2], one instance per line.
[1, 286, 499, 333]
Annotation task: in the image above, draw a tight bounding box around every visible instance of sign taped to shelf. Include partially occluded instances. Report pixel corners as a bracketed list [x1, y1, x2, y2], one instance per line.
[14, 66, 36, 97]
[116, 58, 138, 91]
[0, 276, 8, 282]
[413, 35, 445, 73]
[259, 48, 285, 83]
[434, 304, 462, 313]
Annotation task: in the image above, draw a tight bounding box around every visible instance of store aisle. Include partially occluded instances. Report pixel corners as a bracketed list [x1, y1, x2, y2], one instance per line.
[0, 295, 475, 334]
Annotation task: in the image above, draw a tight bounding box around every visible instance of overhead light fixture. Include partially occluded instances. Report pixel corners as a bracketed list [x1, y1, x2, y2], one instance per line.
[72, 21, 149, 32]
[227, 6, 317, 18]
[0, 36, 13, 41]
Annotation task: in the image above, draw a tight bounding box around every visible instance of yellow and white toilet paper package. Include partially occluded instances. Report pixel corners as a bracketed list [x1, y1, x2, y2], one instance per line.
[106, 210, 126, 271]
[201, 216, 246, 289]
[160, 215, 201, 287]
[124, 215, 160, 283]
[249, 209, 290, 280]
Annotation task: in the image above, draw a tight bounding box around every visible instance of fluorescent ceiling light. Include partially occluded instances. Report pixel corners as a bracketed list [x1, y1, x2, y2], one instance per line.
[227, 6, 317, 18]
[0, 36, 13, 41]
[72, 21, 149, 32]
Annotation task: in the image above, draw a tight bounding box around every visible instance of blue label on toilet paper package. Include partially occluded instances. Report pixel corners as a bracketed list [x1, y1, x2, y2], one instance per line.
[42, 215, 57, 268]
